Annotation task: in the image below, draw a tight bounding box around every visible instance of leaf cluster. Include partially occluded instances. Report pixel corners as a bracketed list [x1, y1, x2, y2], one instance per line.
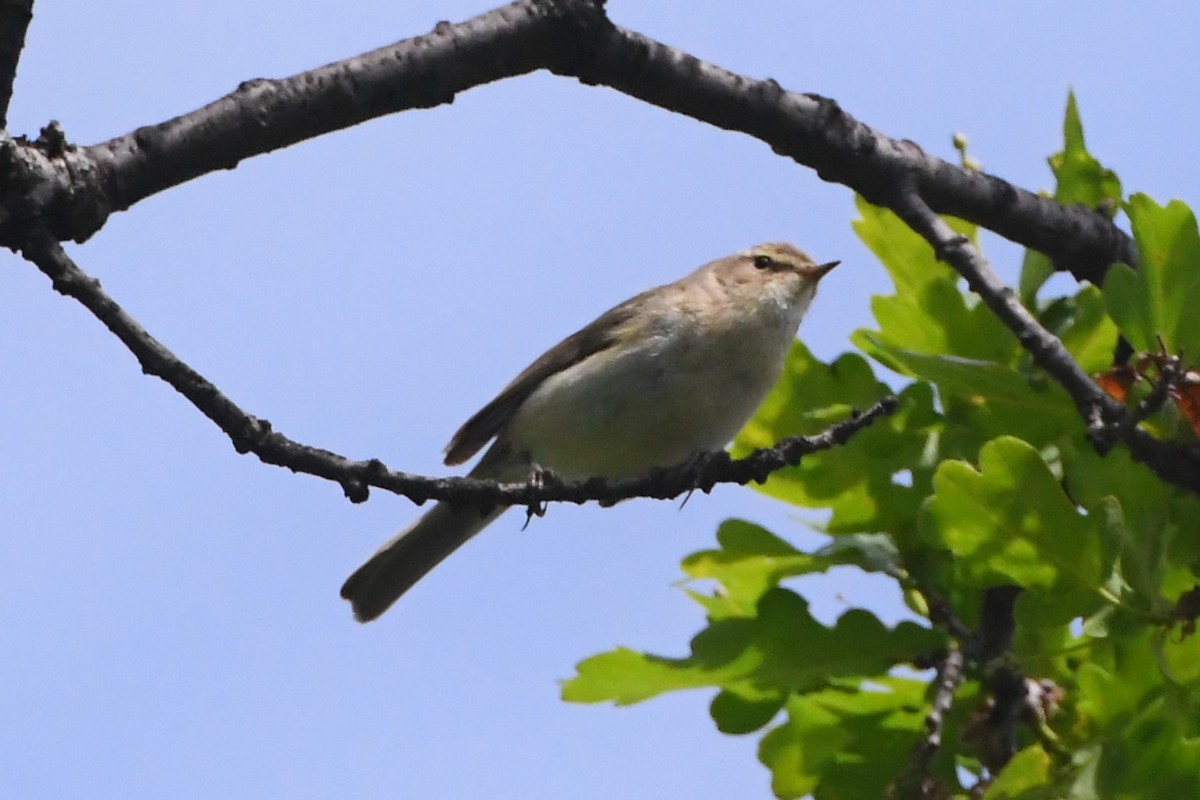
[564, 94, 1200, 798]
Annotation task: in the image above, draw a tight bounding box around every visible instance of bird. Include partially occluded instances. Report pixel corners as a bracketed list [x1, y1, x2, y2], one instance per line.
[341, 242, 838, 622]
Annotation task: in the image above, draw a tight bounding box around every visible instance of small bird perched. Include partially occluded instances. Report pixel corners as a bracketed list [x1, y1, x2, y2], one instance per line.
[341, 243, 838, 622]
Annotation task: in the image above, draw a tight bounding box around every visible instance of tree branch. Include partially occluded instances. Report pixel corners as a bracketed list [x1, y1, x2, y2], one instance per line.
[83, 1, 592, 218]
[976, 585, 1022, 663]
[18, 228, 896, 510]
[569, 21, 1133, 283]
[2, 0, 1131, 288]
[890, 189, 1200, 495]
[0, 0, 34, 130]
[893, 645, 964, 800]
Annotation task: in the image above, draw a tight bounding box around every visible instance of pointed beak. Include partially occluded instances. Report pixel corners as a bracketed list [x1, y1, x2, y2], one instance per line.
[814, 260, 840, 279]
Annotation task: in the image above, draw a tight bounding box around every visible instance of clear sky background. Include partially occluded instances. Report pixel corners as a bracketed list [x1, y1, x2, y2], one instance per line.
[3, 2, 1198, 798]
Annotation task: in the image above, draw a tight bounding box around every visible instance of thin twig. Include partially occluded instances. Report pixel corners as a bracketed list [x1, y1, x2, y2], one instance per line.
[893, 645, 965, 799]
[919, 588, 976, 644]
[890, 189, 1200, 495]
[19, 229, 896, 510]
[928, 647, 965, 755]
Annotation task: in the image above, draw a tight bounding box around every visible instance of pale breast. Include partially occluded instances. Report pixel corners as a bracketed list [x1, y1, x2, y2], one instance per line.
[500, 306, 797, 480]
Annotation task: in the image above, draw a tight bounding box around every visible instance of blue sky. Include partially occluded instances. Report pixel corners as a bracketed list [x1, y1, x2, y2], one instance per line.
[3, 2, 1198, 797]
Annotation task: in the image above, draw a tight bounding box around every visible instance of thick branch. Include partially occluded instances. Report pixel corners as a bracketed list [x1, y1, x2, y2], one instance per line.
[954, 587, 1028, 776]
[0, 0, 34, 130]
[81, 1, 600, 221]
[571, 23, 1133, 282]
[4, 0, 1131, 285]
[19, 228, 896, 509]
[891, 190, 1200, 495]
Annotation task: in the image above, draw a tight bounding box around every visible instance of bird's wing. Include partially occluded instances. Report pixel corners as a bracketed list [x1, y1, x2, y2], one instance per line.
[442, 293, 648, 466]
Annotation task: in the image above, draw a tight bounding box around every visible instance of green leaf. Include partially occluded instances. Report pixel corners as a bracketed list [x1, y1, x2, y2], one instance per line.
[853, 194, 965, 297]
[1103, 264, 1147, 347]
[736, 341, 891, 448]
[1066, 744, 1103, 800]
[1104, 195, 1200, 358]
[1055, 285, 1121, 374]
[562, 589, 942, 706]
[1075, 629, 1200, 799]
[710, 687, 786, 734]
[1064, 440, 1200, 605]
[1049, 91, 1122, 212]
[561, 646, 678, 705]
[681, 520, 902, 615]
[813, 532, 903, 576]
[682, 520, 811, 614]
[1022, 92, 1121, 301]
[920, 436, 1111, 626]
[1161, 619, 1200, 685]
[1019, 250, 1056, 309]
[853, 196, 1015, 365]
[759, 678, 930, 799]
[983, 746, 1052, 799]
[857, 335, 1077, 448]
[732, 341, 937, 534]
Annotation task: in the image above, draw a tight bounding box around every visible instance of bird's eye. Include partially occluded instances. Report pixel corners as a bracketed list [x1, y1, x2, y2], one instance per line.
[753, 254, 775, 270]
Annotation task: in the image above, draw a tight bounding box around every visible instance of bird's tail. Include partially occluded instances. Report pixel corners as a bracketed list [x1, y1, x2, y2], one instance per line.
[340, 500, 504, 622]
